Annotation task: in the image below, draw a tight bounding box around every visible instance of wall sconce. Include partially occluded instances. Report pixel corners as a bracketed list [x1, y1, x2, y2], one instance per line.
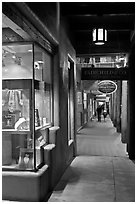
[93, 28, 107, 45]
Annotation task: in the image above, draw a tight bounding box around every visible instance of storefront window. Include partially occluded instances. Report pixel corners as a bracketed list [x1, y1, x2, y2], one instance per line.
[2, 42, 52, 170]
[34, 44, 52, 126]
[2, 44, 33, 79]
[83, 92, 87, 109]
[76, 55, 128, 68]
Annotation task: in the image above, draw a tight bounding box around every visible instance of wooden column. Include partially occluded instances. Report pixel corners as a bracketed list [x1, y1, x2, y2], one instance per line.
[110, 94, 114, 122]
[116, 81, 122, 133]
[127, 40, 135, 160]
[121, 81, 128, 143]
[113, 91, 117, 127]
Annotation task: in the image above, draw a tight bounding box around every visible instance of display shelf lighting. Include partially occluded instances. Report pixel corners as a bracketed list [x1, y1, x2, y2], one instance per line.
[93, 28, 107, 45]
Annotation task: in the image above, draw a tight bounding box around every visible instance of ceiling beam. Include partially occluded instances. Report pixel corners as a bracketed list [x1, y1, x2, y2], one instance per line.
[67, 15, 134, 30]
[75, 43, 130, 55]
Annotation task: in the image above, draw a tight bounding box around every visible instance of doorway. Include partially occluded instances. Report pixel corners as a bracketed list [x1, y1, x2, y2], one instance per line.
[68, 56, 75, 141]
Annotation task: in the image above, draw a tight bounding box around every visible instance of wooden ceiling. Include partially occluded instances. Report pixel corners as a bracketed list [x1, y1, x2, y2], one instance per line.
[60, 2, 135, 56]
[3, 2, 134, 56]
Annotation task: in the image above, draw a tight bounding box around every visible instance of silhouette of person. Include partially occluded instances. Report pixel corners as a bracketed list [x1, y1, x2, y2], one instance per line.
[103, 109, 107, 121]
[96, 106, 102, 122]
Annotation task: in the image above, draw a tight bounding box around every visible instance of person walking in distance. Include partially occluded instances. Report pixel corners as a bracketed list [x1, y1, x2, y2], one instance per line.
[96, 105, 102, 122]
[103, 109, 107, 122]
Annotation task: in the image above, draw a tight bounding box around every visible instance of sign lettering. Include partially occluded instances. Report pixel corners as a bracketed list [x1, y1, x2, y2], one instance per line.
[98, 80, 117, 94]
[81, 68, 129, 80]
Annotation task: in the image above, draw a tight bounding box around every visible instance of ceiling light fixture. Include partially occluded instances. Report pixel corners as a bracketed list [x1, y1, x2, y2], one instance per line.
[93, 28, 107, 45]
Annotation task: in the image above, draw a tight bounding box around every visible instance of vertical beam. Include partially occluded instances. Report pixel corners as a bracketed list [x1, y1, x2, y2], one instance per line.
[127, 42, 135, 160]
[121, 81, 128, 143]
[116, 80, 122, 133]
[113, 91, 117, 127]
[110, 94, 113, 121]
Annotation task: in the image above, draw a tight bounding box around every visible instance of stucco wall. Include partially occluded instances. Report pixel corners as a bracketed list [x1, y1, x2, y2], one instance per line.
[57, 17, 76, 175]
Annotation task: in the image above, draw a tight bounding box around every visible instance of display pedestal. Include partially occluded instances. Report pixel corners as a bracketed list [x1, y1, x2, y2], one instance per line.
[2, 164, 49, 201]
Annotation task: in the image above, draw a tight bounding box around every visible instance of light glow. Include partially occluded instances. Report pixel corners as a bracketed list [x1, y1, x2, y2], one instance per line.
[93, 29, 96, 41]
[95, 42, 104, 45]
[98, 29, 103, 40]
[93, 28, 107, 45]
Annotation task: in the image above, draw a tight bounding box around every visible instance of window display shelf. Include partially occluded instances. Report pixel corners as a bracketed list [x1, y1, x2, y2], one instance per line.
[2, 42, 52, 171]
[2, 129, 30, 134]
[35, 124, 51, 131]
[3, 124, 51, 133]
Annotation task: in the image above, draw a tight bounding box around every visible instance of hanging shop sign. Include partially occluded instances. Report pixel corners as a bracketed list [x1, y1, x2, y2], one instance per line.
[98, 80, 117, 94]
[81, 68, 129, 80]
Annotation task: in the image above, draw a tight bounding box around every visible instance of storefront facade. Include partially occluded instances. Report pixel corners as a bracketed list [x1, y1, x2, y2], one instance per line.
[2, 2, 134, 202]
[2, 2, 77, 201]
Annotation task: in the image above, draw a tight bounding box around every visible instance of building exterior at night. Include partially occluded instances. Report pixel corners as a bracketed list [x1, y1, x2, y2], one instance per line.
[2, 2, 135, 201]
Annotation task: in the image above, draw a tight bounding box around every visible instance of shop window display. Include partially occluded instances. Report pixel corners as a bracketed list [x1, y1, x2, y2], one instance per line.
[2, 43, 52, 171]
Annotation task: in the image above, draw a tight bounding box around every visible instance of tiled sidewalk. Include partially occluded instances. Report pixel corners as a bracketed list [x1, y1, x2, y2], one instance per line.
[77, 117, 127, 157]
[48, 117, 135, 202]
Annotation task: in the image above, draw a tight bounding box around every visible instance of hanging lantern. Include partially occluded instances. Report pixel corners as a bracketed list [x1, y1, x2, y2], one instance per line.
[93, 28, 107, 45]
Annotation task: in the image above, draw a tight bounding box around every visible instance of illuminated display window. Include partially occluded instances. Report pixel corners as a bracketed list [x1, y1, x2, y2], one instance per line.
[2, 42, 53, 171]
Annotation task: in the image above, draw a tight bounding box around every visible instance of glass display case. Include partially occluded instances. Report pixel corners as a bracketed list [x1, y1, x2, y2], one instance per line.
[2, 42, 52, 171]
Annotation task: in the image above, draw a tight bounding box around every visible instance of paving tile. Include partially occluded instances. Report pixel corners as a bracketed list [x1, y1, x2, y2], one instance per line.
[78, 168, 114, 184]
[59, 156, 114, 185]
[114, 170, 135, 186]
[112, 157, 135, 172]
[60, 166, 114, 185]
[71, 156, 113, 170]
[115, 184, 135, 202]
[77, 135, 127, 157]
[77, 118, 127, 157]
[49, 183, 115, 202]
[48, 119, 135, 202]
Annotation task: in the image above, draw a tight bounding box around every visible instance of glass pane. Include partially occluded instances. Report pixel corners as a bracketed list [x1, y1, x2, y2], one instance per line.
[2, 84, 34, 170]
[93, 29, 96, 41]
[76, 91, 82, 130]
[34, 45, 43, 81]
[43, 52, 52, 84]
[98, 29, 103, 40]
[34, 45, 52, 168]
[2, 44, 33, 79]
[35, 82, 50, 168]
[105, 29, 107, 41]
[77, 54, 127, 68]
[2, 88, 30, 130]
[34, 45, 52, 125]
[35, 82, 44, 128]
[2, 43, 34, 170]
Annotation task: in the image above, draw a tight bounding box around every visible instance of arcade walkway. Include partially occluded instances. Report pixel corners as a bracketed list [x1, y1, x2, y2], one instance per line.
[48, 117, 135, 202]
